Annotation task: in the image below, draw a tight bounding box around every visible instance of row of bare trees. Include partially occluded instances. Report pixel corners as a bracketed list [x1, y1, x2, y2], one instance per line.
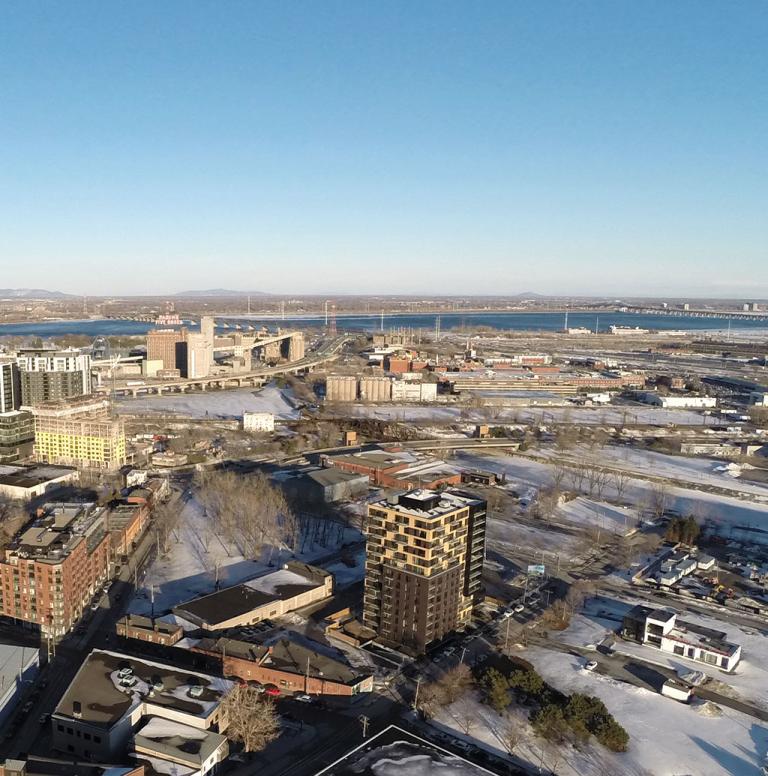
[193, 470, 296, 560]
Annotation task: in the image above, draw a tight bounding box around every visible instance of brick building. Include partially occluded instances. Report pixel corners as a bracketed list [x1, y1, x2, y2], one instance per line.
[192, 636, 373, 697]
[115, 615, 183, 647]
[0, 504, 111, 638]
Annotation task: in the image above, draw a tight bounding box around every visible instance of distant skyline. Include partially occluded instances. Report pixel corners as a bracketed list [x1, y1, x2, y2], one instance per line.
[1, 2, 766, 296]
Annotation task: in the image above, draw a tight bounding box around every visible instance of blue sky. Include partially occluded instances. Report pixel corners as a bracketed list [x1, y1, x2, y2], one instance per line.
[1, 1, 766, 297]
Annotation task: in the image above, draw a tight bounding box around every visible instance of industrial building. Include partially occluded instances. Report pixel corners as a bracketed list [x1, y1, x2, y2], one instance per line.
[326, 375, 358, 402]
[173, 562, 333, 631]
[635, 392, 717, 409]
[280, 467, 370, 504]
[29, 396, 126, 471]
[0, 503, 111, 637]
[363, 489, 486, 653]
[0, 463, 78, 501]
[146, 327, 188, 372]
[16, 348, 92, 406]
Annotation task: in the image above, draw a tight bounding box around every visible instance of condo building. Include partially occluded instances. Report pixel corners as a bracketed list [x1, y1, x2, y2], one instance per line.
[363, 489, 486, 653]
[16, 348, 92, 406]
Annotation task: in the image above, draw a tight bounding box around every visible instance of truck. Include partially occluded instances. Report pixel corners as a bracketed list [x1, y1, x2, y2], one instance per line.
[661, 679, 693, 703]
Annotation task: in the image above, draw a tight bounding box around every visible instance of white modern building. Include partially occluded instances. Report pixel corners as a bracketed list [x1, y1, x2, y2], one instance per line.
[636, 392, 717, 409]
[243, 411, 275, 433]
[621, 605, 741, 673]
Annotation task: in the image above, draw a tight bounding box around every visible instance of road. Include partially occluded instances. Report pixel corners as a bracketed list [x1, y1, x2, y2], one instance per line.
[532, 635, 768, 723]
[0, 504, 164, 761]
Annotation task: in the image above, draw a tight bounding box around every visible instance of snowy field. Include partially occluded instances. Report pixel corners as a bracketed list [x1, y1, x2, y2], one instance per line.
[533, 444, 768, 499]
[130, 494, 360, 615]
[328, 403, 719, 426]
[557, 497, 639, 536]
[117, 383, 299, 420]
[525, 647, 768, 776]
[559, 595, 768, 711]
[456, 450, 768, 545]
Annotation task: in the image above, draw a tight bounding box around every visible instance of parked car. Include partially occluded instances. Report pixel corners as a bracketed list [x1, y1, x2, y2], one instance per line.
[263, 685, 280, 697]
[514, 604, 525, 613]
[294, 694, 313, 703]
[584, 660, 598, 672]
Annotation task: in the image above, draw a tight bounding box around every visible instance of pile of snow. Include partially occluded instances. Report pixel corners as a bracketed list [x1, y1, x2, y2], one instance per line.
[139, 717, 208, 740]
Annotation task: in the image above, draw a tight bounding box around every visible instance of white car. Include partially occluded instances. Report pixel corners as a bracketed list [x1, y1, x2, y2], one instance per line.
[584, 660, 598, 672]
[513, 604, 525, 613]
[294, 694, 313, 703]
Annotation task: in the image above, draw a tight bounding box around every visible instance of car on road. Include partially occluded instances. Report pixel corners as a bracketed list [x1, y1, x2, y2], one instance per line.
[584, 660, 598, 672]
[513, 604, 525, 613]
[294, 694, 313, 703]
[38, 713, 49, 725]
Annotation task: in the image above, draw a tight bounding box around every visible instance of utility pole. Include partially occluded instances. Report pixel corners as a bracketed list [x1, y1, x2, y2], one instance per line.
[358, 715, 370, 739]
[504, 615, 512, 651]
[460, 647, 467, 664]
[150, 584, 155, 619]
[325, 301, 329, 326]
[305, 655, 311, 693]
[412, 677, 421, 710]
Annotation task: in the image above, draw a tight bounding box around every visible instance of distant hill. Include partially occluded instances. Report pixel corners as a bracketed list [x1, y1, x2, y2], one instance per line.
[175, 289, 271, 297]
[0, 288, 75, 299]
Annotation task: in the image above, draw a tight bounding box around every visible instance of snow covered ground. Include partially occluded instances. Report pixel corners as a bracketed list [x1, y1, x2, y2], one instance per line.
[129, 494, 360, 615]
[525, 647, 768, 776]
[557, 497, 639, 536]
[557, 595, 768, 711]
[117, 383, 299, 420]
[331, 403, 721, 427]
[456, 450, 768, 545]
[533, 444, 768, 498]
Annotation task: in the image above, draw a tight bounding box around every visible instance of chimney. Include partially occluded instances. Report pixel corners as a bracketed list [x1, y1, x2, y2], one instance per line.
[73, 700, 82, 719]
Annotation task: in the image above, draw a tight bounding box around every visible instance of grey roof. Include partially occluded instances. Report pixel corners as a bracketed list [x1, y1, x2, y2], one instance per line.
[53, 650, 230, 729]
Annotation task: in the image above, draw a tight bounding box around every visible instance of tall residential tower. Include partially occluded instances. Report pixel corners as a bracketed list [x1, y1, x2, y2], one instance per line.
[363, 489, 486, 653]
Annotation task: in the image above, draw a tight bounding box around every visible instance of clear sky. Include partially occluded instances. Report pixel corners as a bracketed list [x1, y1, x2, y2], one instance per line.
[1, 1, 766, 297]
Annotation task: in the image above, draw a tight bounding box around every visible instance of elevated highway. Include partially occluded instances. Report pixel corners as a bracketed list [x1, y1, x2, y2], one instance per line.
[103, 335, 349, 398]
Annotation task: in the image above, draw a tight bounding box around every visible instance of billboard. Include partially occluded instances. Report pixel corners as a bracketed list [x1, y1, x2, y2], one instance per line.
[527, 564, 546, 577]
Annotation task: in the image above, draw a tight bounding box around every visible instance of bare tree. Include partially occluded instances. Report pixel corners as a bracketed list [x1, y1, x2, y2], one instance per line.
[453, 697, 477, 735]
[650, 481, 669, 518]
[567, 466, 586, 493]
[221, 685, 280, 753]
[440, 663, 474, 705]
[611, 469, 631, 501]
[495, 712, 524, 755]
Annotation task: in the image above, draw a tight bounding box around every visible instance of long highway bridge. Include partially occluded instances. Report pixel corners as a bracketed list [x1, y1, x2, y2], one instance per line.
[623, 305, 768, 322]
